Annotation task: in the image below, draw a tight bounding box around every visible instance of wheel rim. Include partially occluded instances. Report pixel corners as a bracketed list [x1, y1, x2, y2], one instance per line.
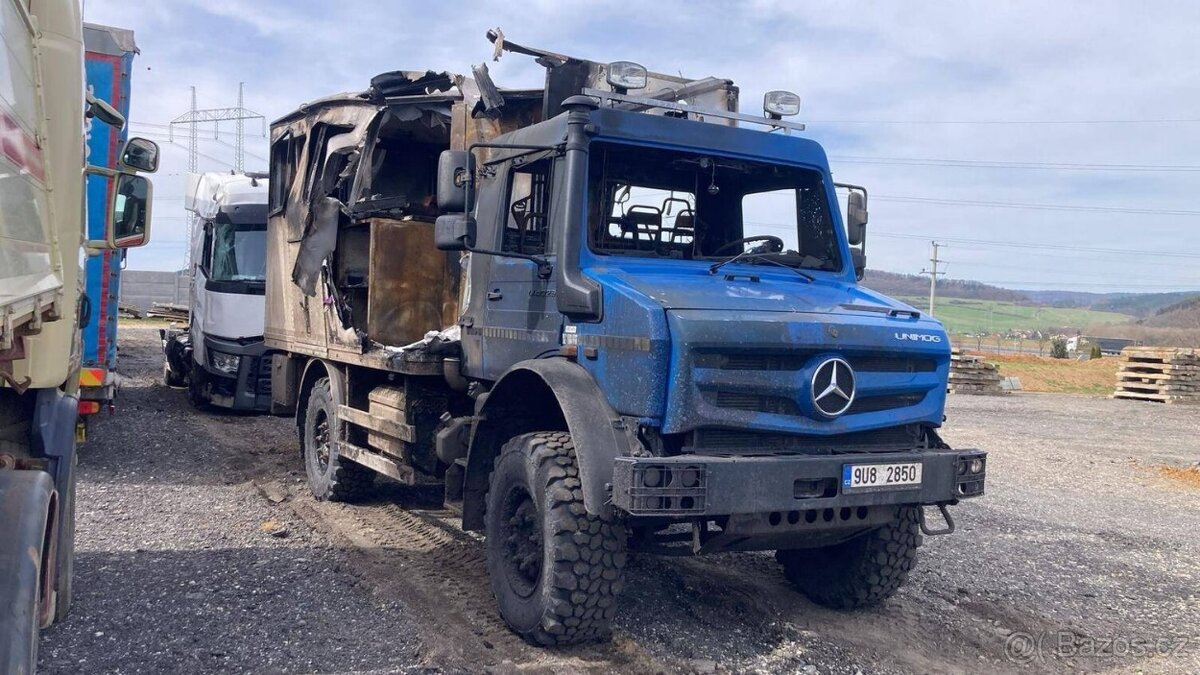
[499, 485, 542, 598]
[313, 408, 331, 472]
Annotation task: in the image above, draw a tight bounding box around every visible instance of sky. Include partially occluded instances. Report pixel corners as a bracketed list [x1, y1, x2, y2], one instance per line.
[81, 0, 1200, 294]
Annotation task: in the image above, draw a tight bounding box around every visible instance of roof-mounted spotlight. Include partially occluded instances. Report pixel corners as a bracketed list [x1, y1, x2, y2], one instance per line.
[763, 90, 801, 119]
[606, 61, 648, 94]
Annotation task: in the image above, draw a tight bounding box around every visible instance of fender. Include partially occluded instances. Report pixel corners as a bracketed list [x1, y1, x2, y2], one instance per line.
[0, 470, 56, 674]
[462, 358, 638, 530]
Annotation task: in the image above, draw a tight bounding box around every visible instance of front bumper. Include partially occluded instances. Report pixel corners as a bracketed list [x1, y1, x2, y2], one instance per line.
[201, 336, 272, 411]
[612, 448, 985, 517]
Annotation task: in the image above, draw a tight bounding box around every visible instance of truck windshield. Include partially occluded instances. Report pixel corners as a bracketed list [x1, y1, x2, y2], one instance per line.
[209, 222, 267, 282]
[587, 142, 841, 271]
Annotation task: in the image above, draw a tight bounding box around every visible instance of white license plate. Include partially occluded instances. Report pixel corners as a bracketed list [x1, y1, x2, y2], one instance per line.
[842, 462, 923, 490]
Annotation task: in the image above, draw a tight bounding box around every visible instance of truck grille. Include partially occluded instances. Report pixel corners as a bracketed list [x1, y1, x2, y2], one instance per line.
[253, 356, 272, 395]
[698, 349, 935, 418]
[691, 425, 922, 454]
[695, 350, 935, 374]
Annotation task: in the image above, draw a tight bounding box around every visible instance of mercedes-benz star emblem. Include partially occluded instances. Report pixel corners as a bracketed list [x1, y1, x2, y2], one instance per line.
[811, 357, 856, 417]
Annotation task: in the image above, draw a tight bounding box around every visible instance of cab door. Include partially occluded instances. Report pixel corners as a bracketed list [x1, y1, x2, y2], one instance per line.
[479, 157, 560, 378]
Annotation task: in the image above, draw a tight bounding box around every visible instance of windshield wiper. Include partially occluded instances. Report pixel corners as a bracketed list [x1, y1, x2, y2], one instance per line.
[708, 251, 813, 282]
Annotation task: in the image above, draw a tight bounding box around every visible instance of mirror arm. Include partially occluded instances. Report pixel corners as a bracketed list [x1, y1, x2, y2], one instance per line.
[467, 245, 553, 279]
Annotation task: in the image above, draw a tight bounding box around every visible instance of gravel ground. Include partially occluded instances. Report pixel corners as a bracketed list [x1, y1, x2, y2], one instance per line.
[40, 327, 1200, 674]
[38, 329, 425, 674]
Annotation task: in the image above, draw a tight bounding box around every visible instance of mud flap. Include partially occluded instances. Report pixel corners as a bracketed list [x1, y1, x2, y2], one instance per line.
[0, 470, 55, 674]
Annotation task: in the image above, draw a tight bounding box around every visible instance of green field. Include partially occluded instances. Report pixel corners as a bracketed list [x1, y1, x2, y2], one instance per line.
[897, 296, 1132, 333]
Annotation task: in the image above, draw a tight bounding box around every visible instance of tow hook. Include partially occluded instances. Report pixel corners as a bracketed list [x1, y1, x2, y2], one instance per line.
[919, 503, 956, 536]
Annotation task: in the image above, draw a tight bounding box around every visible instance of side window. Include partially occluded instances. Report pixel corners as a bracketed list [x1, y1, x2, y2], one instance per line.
[200, 223, 213, 275]
[741, 189, 799, 252]
[269, 132, 301, 215]
[502, 160, 552, 255]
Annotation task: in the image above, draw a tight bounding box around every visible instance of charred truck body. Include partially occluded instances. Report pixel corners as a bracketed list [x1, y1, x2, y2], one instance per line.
[162, 172, 272, 411]
[266, 34, 986, 646]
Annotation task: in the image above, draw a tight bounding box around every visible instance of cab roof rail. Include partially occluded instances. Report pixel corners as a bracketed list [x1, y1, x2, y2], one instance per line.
[582, 88, 806, 134]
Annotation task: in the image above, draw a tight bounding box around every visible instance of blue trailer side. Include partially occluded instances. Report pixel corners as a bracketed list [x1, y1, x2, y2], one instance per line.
[79, 23, 137, 417]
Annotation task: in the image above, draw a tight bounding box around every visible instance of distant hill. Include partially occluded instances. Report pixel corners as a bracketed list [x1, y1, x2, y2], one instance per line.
[861, 270, 1029, 303]
[1023, 290, 1199, 317]
[1140, 296, 1200, 329]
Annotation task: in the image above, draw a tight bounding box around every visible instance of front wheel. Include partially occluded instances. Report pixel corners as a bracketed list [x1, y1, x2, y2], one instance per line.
[301, 377, 375, 501]
[485, 431, 627, 646]
[776, 506, 922, 609]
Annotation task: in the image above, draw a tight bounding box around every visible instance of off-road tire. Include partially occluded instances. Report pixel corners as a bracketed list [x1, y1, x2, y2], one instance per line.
[301, 377, 375, 502]
[485, 431, 627, 646]
[777, 506, 922, 609]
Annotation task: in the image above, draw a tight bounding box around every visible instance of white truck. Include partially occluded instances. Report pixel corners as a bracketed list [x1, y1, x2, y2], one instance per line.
[162, 172, 273, 411]
[0, 0, 157, 669]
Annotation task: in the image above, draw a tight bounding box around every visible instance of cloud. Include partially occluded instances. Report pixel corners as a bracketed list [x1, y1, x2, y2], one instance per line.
[80, 0, 1200, 292]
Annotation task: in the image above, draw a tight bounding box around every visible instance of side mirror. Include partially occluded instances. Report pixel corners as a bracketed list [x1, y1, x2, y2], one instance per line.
[120, 137, 160, 173]
[435, 214, 476, 251]
[109, 173, 152, 248]
[846, 191, 867, 246]
[851, 248, 866, 282]
[86, 92, 125, 129]
[437, 150, 475, 213]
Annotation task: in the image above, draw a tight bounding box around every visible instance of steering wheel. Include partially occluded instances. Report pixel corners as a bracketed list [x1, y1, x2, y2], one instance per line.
[712, 235, 785, 257]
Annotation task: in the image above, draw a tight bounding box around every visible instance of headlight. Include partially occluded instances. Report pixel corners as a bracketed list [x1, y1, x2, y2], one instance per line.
[764, 90, 801, 118]
[606, 61, 647, 91]
[209, 351, 240, 374]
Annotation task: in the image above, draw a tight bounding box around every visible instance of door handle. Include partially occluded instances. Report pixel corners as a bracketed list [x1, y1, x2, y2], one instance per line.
[487, 289, 503, 301]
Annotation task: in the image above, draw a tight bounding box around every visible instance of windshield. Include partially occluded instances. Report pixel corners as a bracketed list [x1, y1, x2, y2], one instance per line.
[586, 142, 841, 271]
[208, 222, 267, 282]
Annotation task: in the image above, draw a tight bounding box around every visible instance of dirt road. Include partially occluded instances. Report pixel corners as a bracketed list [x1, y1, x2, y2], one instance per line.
[40, 327, 1200, 673]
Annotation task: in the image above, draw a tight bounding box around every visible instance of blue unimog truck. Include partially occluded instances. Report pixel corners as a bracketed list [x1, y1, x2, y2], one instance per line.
[264, 34, 986, 647]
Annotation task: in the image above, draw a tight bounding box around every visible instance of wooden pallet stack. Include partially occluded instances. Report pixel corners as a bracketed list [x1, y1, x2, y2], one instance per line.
[1112, 347, 1200, 404]
[948, 350, 1007, 395]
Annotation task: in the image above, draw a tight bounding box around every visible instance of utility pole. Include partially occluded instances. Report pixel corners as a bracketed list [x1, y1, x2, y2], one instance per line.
[920, 241, 946, 316]
[169, 84, 265, 267]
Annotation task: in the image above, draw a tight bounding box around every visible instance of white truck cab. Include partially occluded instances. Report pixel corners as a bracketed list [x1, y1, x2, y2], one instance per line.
[162, 172, 272, 411]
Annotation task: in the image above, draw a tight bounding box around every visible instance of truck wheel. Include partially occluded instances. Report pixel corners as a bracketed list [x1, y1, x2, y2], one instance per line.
[163, 362, 186, 388]
[53, 452, 77, 622]
[186, 367, 208, 410]
[301, 377, 374, 501]
[776, 506, 922, 609]
[485, 431, 627, 646]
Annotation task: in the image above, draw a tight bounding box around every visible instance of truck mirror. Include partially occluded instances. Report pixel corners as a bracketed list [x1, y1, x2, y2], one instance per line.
[108, 173, 152, 248]
[851, 248, 866, 281]
[435, 214, 476, 251]
[437, 150, 475, 213]
[847, 191, 867, 246]
[120, 137, 160, 173]
[86, 91, 125, 129]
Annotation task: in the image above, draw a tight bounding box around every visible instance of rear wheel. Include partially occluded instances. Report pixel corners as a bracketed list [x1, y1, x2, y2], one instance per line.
[301, 377, 375, 501]
[776, 506, 922, 609]
[485, 431, 627, 646]
[52, 452, 77, 622]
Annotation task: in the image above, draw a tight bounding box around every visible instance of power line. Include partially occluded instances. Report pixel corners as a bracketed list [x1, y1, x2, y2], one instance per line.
[873, 194, 1200, 216]
[830, 155, 1200, 172]
[808, 118, 1200, 126]
[872, 231, 1200, 259]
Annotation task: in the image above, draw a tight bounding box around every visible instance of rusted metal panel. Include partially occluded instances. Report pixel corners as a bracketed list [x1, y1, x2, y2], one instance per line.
[366, 218, 462, 346]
